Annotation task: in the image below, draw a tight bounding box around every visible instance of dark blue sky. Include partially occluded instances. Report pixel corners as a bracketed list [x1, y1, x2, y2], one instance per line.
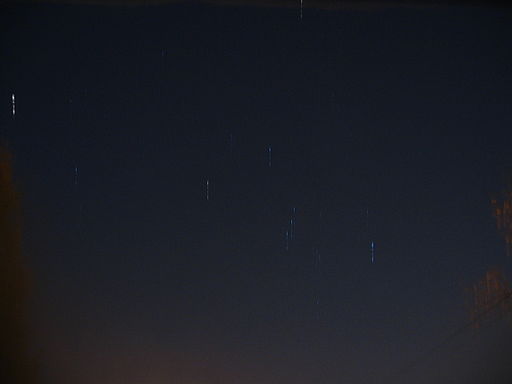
[1, 2, 512, 383]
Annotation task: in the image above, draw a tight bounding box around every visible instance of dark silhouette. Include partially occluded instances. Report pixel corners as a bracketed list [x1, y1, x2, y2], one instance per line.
[0, 145, 35, 384]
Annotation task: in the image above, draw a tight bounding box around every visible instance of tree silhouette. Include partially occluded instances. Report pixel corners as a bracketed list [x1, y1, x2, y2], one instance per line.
[0, 144, 36, 384]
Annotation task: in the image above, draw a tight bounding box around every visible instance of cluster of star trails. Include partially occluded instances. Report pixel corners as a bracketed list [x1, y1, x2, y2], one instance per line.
[194, 135, 379, 320]
[198, 136, 377, 271]
[17, 72, 380, 326]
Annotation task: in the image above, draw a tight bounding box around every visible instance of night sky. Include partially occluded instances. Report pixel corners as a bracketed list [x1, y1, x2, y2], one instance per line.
[2, 2, 512, 383]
